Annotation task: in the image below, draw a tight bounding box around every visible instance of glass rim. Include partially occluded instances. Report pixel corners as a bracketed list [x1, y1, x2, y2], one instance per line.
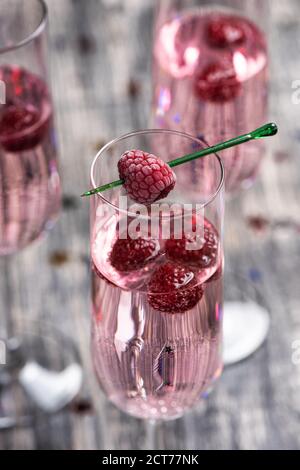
[0, 0, 48, 54]
[90, 129, 225, 218]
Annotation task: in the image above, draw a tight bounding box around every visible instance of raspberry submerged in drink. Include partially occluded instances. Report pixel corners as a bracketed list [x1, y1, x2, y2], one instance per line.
[194, 61, 241, 103]
[206, 16, 246, 48]
[147, 262, 203, 314]
[109, 237, 161, 272]
[92, 207, 223, 418]
[0, 103, 49, 152]
[0, 65, 51, 152]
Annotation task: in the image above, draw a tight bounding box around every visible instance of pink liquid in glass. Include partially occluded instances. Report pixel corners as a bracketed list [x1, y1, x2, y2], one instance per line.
[152, 9, 268, 192]
[0, 65, 61, 255]
[91, 211, 223, 420]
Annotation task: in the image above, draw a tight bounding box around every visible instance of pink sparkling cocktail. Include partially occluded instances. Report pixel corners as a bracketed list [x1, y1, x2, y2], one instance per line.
[152, 8, 268, 192]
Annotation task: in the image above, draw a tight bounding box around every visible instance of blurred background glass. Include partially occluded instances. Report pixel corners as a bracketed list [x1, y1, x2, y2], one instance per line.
[152, 0, 269, 193]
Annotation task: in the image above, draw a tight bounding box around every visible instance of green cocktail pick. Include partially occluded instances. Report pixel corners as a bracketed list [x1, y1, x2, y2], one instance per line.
[81, 122, 278, 197]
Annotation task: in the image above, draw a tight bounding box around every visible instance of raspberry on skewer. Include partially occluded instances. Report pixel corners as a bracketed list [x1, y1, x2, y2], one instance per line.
[81, 123, 278, 199]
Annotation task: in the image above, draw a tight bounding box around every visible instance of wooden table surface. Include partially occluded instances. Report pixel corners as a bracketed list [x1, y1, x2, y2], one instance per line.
[1, 0, 300, 450]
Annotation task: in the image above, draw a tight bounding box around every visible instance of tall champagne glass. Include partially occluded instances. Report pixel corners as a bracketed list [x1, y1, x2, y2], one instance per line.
[152, 0, 269, 193]
[90, 129, 224, 420]
[0, 0, 62, 430]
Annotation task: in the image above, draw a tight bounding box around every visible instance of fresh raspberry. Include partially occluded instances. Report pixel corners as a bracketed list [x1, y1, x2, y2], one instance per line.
[0, 104, 48, 152]
[206, 16, 246, 48]
[147, 262, 203, 314]
[118, 149, 176, 204]
[206, 262, 223, 283]
[109, 237, 160, 272]
[165, 220, 219, 270]
[194, 62, 241, 102]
